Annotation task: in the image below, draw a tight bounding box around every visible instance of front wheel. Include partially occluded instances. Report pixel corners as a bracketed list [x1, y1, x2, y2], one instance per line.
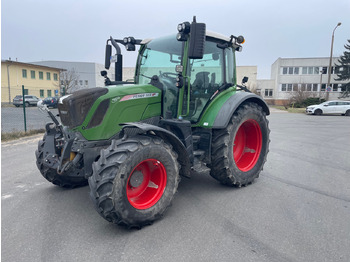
[210, 102, 270, 187]
[89, 135, 180, 228]
[345, 110, 350, 116]
[314, 109, 322, 115]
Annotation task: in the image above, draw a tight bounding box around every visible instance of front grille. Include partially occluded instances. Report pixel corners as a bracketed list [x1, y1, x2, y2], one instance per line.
[58, 88, 108, 128]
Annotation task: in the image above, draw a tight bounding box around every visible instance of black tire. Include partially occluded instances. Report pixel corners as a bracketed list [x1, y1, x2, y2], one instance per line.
[35, 134, 88, 188]
[25, 102, 30, 107]
[314, 109, 322, 115]
[345, 110, 350, 116]
[210, 102, 270, 187]
[15, 105, 19, 107]
[89, 135, 180, 228]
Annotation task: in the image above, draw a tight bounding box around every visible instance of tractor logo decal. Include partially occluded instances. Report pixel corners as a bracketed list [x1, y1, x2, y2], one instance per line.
[120, 93, 159, 102]
[111, 97, 121, 104]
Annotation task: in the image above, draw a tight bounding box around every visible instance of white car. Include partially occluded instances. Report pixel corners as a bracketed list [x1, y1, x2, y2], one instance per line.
[306, 100, 350, 116]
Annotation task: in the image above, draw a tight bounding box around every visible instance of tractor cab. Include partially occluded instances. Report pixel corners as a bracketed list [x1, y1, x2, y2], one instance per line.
[103, 17, 245, 124]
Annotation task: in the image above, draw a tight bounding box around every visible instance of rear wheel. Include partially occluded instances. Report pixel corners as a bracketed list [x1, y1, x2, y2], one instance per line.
[345, 110, 350, 116]
[210, 102, 270, 187]
[89, 135, 180, 228]
[35, 134, 87, 188]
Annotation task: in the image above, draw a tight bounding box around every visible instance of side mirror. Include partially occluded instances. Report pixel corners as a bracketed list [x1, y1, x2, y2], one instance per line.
[105, 44, 112, 69]
[242, 76, 248, 84]
[188, 20, 206, 59]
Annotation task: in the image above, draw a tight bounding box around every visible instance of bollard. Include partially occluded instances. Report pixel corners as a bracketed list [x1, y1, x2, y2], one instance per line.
[22, 85, 27, 132]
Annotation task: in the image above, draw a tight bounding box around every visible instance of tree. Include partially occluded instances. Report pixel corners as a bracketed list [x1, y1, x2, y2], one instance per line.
[336, 39, 350, 98]
[55, 68, 80, 95]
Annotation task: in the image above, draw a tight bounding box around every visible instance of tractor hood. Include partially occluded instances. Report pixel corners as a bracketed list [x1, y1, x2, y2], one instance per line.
[58, 84, 162, 140]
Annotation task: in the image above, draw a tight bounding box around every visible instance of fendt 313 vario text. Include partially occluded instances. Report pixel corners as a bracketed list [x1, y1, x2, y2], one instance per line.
[36, 17, 270, 228]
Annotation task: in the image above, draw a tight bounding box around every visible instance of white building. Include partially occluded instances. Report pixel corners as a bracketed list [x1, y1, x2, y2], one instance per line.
[258, 57, 347, 105]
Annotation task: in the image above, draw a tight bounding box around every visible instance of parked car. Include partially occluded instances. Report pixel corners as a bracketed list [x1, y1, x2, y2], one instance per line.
[306, 100, 350, 116]
[42, 97, 59, 108]
[13, 95, 40, 107]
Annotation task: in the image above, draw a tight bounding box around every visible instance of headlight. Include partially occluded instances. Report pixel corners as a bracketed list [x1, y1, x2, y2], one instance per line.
[177, 22, 190, 33]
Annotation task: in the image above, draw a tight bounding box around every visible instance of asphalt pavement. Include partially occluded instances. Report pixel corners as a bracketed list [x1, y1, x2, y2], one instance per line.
[1, 111, 350, 262]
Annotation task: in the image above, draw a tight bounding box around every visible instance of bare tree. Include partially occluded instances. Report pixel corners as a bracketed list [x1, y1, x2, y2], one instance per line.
[55, 68, 80, 95]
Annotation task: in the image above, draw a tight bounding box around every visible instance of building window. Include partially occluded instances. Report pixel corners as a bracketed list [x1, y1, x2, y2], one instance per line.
[54, 73, 58, 81]
[75, 80, 78, 86]
[31, 70, 36, 79]
[47, 72, 51, 80]
[321, 84, 326, 91]
[23, 89, 29, 95]
[282, 67, 300, 75]
[264, 89, 273, 97]
[85, 80, 88, 85]
[47, 90, 52, 97]
[39, 71, 44, 80]
[281, 84, 286, 91]
[312, 84, 318, 91]
[302, 67, 307, 74]
[40, 90, 44, 97]
[22, 69, 27, 78]
[79, 80, 83, 85]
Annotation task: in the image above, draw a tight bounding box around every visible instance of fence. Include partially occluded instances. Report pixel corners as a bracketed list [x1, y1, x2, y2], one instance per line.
[1, 86, 55, 134]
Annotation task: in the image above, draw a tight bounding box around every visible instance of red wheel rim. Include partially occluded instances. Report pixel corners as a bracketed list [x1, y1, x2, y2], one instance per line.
[233, 119, 262, 172]
[126, 159, 167, 209]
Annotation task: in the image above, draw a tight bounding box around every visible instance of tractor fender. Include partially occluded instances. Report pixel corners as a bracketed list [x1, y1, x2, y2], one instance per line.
[213, 92, 270, 129]
[120, 122, 191, 177]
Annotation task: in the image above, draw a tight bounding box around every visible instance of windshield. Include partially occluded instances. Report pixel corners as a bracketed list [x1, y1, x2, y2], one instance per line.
[136, 35, 182, 118]
[136, 35, 182, 85]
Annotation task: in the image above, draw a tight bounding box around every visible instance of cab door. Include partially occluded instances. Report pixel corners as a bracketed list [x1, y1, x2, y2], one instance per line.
[184, 40, 234, 123]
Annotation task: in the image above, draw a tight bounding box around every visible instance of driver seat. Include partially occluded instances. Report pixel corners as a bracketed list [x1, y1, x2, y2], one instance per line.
[192, 72, 210, 94]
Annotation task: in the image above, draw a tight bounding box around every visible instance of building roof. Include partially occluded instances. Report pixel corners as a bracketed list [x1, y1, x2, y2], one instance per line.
[1, 60, 66, 71]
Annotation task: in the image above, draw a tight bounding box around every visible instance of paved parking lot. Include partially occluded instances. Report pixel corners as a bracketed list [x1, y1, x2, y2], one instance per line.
[1, 107, 58, 133]
[1, 111, 350, 261]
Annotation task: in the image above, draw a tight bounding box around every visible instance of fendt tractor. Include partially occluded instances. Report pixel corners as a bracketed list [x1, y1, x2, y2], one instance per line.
[36, 17, 270, 228]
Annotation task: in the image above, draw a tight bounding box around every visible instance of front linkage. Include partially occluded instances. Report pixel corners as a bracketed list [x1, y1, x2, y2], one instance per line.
[36, 103, 108, 187]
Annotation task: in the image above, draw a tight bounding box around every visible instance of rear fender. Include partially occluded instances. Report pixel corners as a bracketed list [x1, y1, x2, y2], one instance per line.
[213, 92, 270, 129]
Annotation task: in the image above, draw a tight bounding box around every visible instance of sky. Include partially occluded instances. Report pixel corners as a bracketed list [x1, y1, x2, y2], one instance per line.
[1, 0, 350, 79]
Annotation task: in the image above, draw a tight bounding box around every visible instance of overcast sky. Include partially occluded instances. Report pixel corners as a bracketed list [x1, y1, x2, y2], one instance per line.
[1, 0, 350, 79]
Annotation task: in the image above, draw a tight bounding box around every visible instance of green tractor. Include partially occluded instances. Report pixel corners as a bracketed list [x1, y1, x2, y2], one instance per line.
[36, 17, 270, 228]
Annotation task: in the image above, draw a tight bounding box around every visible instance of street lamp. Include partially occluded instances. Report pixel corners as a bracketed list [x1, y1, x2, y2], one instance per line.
[326, 22, 341, 100]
